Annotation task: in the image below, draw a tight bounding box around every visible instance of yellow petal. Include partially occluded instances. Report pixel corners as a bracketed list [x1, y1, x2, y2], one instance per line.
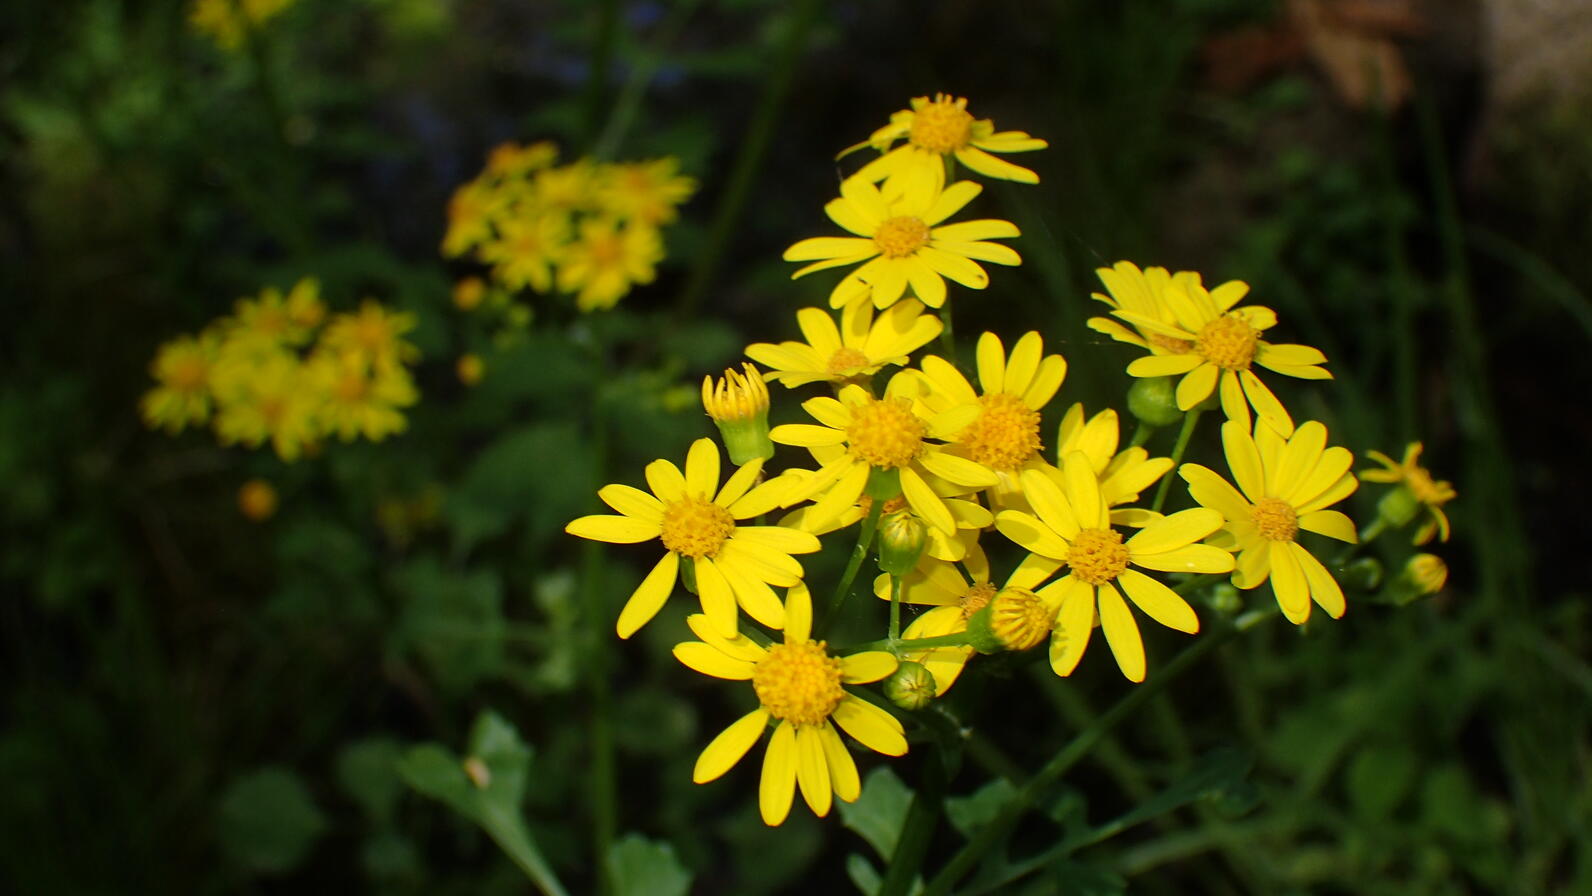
[645, 458, 686, 502]
[921, 180, 982, 226]
[796, 306, 844, 355]
[784, 235, 876, 262]
[918, 450, 1000, 489]
[716, 457, 767, 509]
[1298, 509, 1357, 544]
[1117, 569, 1199, 634]
[1293, 543, 1346, 618]
[716, 556, 786, 630]
[1232, 544, 1270, 590]
[1097, 582, 1146, 682]
[1062, 451, 1106, 528]
[1271, 421, 1326, 498]
[1131, 543, 1235, 575]
[1126, 354, 1202, 378]
[1221, 421, 1266, 501]
[995, 509, 1073, 561]
[865, 259, 909, 310]
[1175, 363, 1219, 411]
[900, 467, 957, 535]
[1004, 332, 1043, 397]
[803, 460, 870, 531]
[597, 484, 663, 522]
[902, 254, 947, 309]
[954, 145, 1040, 183]
[686, 613, 767, 663]
[1019, 467, 1081, 538]
[1219, 368, 1249, 431]
[1268, 540, 1311, 624]
[566, 514, 660, 544]
[697, 557, 740, 637]
[917, 246, 989, 289]
[733, 525, 822, 555]
[821, 722, 861, 802]
[672, 641, 756, 680]
[931, 219, 1020, 242]
[785, 582, 813, 644]
[1023, 355, 1067, 410]
[841, 651, 899, 684]
[976, 331, 1007, 394]
[615, 551, 680, 638]
[759, 722, 798, 826]
[1045, 576, 1096, 676]
[1127, 507, 1223, 555]
[1240, 370, 1294, 438]
[685, 438, 721, 497]
[831, 695, 908, 756]
[794, 725, 833, 817]
[1289, 445, 1357, 510]
[770, 423, 846, 448]
[694, 709, 769, 783]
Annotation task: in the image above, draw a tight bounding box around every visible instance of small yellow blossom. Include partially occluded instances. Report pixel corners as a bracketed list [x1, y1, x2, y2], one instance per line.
[596, 158, 697, 226]
[1362, 442, 1456, 544]
[557, 218, 663, 312]
[848, 94, 1048, 190]
[456, 353, 485, 386]
[141, 334, 217, 433]
[213, 353, 322, 462]
[453, 277, 486, 311]
[238, 479, 279, 521]
[747, 300, 943, 388]
[485, 140, 558, 179]
[319, 300, 419, 366]
[478, 213, 569, 294]
[190, 0, 294, 49]
[308, 351, 417, 442]
[703, 363, 774, 465]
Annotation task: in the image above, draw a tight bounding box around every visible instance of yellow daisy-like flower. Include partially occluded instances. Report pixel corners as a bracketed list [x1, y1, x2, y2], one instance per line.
[894, 331, 1067, 508]
[1052, 403, 1175, 513]
[442, 180, 501, 258]
[307, 351, 418, 442]
[995, 454, 1235, 682]
[746, 299, 943, 388]
[1106, 267, 1330, 437]
[1180, 420, 1360, 625]
[770, 382, 1000, 536]
[532, 160, 600, 214]
[484, 140, 558, 179]
[557, 218, 663, 312]
[673, 584, 906, 826]
[849, 94, 1049, 189]
[212, 353, 323, 462]
[783, 177, 1020, 311]
[1362, 442, 1456, 545]
[230, 279, 323, 347]
[189, 0, 294, 50]
[1087, 261, 1201, 353]
[141, 334, 218, 433]
[478, 212, 569, 294]
[318, 300, 420, 366]
[565, 438, 820, 639]
[595, 157, 697, 226]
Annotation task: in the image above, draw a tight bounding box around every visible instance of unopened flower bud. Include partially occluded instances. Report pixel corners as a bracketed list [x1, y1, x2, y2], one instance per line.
[1126, 375, 1183, 427]
[1205, 582, 1242, 615]
[453, 276, 486, 311]
[1389, 553, 1447, 605]
[883, 660, 936, 711]
[877, 511, 927, 577]
[964, 587, 1055, 654]
[702, 363, 773, 465]
[1377, 486, 1421, 530]
[238, 478, 278, 522]
[1341, 556, 1384, 592]
[456, 353, 485, 386]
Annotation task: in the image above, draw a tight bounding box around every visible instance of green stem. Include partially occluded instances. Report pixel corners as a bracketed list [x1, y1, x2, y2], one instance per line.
[675, 0, 824, 317]
[581, 0, 620, 151]
[1129, 422, 1152, 449]
[589, 0, 702, 160]
[879, 747, 947, 896]
[842, 631, 974, 654]
[821, 498, 882, 635]
[888, 573, 904, 641]
[1151, 409, 1202, 513]
[581, 341, 617, 895]
[920, 610, 1273, 896]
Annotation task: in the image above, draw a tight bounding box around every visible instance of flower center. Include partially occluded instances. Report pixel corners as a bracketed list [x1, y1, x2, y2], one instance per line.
[1067, 527, 1129, 585]
[826, 346, 873, 376]
[1148, 331, 1193, 354]
[959, 582, 997, 620]
[334, 370, 368, 403]
[752, 640, 845, 727]
[1251, 497, 1298, 542]
[908, 95, 974, 154]
[588, 234, 626, 268]
[1195, 315, 1259, 371]
[873, 216, 931, 259]
[989, 587, 1054, 651]
[171, 358, 209, 392]
[846, 397, 927, 469]
[659, 495, 736, 558]
[959, 392, 1043, 471]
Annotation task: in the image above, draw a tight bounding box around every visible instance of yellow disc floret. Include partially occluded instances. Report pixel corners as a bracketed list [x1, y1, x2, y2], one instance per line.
[660, 496, 736, 558]
[909, 95, 975, 154]
[1067, 527, 1130, 585]
[989, 587, 1054, 651]
[1195, 315, 1259, 371]
[959, 582, 997, 620]
[873, 216, 931, 259]
[959, 392, 1043, 471]
[847, 397, 927, 469]
[753, 641, 845, 727]
[1252, 497, 1299, 542]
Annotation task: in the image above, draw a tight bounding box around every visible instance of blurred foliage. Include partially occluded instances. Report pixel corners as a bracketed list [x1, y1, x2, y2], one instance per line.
[1, 0, 1588, 894]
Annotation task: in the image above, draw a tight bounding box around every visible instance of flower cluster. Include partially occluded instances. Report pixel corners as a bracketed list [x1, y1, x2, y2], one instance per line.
[189, 0, 295, 49]
[140, 278, 420, 461]
[442, 142, 696, 312]
[568, 94, 1455, 827]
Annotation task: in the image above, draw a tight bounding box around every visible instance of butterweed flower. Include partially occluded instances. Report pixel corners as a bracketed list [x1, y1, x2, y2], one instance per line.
[189, 0, 295, 49]
[1097, 262, 1330, 437]
[212, 352, 322, 462]
[771, 382, 999, 537]
[1053, 403, 1175, 514]
[319, 300, 419, 366]
[595, 158, 697, 226]
[1180, 421, 1359, 624]
[307, 351, 417, 442]
[848, 94, 1049, 189]
[1362, 442, 1456, 544]
[747, 300, 942, 388]
[229, 278, 325, 348]
[452, 277, 486, 311]
[703, 363, 774, 465]
[784, 177, 1020, 311]
[673, 584, 905, 826]
[996, 455, 1235, 681]
[557, 218, 663, 312]
[141, 334, 217, 433]
[566, 439, 819, 638]
[478, 214, 569, 294]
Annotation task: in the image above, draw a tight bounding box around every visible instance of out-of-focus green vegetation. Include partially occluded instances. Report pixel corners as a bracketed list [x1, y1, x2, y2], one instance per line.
[2, 1, 1588, 894]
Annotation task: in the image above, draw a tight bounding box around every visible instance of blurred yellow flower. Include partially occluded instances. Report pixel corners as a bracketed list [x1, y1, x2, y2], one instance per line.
[238, 479, 279, 522]
[673, 584, 904, 826]
[849, 94, 1048, 189]
[746, 300, 942, 388]
[308, 351, 417, 442]
[452, 277, 486, 312]
[597, 158, 697, 225]
[319, 299, 419, 365]
[141, 334, 217, 433]
[456, 353, 485, 386]
[213, 353, 322, 461]
[478, 213, 569, 294]
[557, 218, 662, 312]
[1362, 442, 1456, 544]
[190, 0, 294, 49]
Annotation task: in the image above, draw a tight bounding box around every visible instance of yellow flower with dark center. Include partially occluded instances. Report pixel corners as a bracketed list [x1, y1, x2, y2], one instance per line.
[996, 453, 1235, 682]
[1180, 420, 1360, 625]
[556, 218, 662, 312]
[848, 94, 1049, 189]
[1103, 264, 1330, 437]
[1362, 442, 1456, 544]
[784, 177, 1020, 311]
[566, 439, 820, 638]
[770, 382, 999, 537]
[747, 300, 943, 388]
[142, 334, 218, 433]
[673, 584, 905, 826]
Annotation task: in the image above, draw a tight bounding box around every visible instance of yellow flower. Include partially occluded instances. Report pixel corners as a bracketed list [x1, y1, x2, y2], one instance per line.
[784, 177, 1020, 311]
[1105, 265, 1330, 437]
[479, 212, 569, 294]
[1053, 403, 1175, 513]
[770, 382, 1000, 537]
[747, 300, 943, 388]
[566, 439, 820, 638]
[141, 334, 217, 433]
[1087, 261, 1200, 353]
[533, 160, 600, 214]
[995, 454, 1235, 682]
[1362, 442, 1456, 544]
[673, 584, 905, 826]
[1180, 420, 1360, 625]
[484, 140, 558, 179]
[596, 157, 697, 226]
[452, 277, 486, 311]
[893, 331, 1067, 508]
[213, 353, 322, 461]
[307, 350, 418, 442]
[238, 479, 278, 521]
[189, 0, 294, 49]
[781, 489, 990, 563]
[456, 353, 485, 386]
[230, 279, 323, 347]
[318, 300, 419, 366]
[442, 180, 500, 258]
[556, 218, 663, 312]
[849, 94, 1048, 189]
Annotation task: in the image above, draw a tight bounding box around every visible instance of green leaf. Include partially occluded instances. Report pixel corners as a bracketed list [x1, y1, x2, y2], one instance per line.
[1347, 745, 1417, 821]
[392, 556, 505, 692]
[837, 766, 913, 861]
[1052, 859, 1127, 895]
[336, 737, 405, 823]
[845, 853, 882, 895]
[447, 422, 595, 552]
[608, 833, 693, 896]
[945, 778, 1019, 839]
[217, 767, 327, 874]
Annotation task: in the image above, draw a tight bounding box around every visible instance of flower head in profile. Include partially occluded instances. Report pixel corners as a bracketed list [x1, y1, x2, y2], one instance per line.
[1087, 261, 1200, 353]
[783, 177, 1020, 311]
[1180, 421, 1359, 624]
[1102, 265, 1330, 437]
[673, 584, 905, 826]
[770, 382, 999, 537]
[847, 94, 1048, 190]
[1362, 442, 1456, 544]
[142, 334, 218, 433]
[566, 439, 819, 638]
[747, 300, 942, 389]
[557, 218, 663, 312]
[996, 454, 1235, 681]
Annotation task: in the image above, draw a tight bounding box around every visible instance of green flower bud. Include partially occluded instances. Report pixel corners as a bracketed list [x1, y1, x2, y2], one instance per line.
[1341, 556, 1384, 592]
[963, 587, 1055, 654]
[703, 363, 774, 465]
[883, 660, 937, 711]
[1376, 486, 1421, 531]
[1388, 553, 1447, 605]
[877, 510, 927, 577]
[1205, 582, 1243, 615]
[1126, 375, 1183, 427]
